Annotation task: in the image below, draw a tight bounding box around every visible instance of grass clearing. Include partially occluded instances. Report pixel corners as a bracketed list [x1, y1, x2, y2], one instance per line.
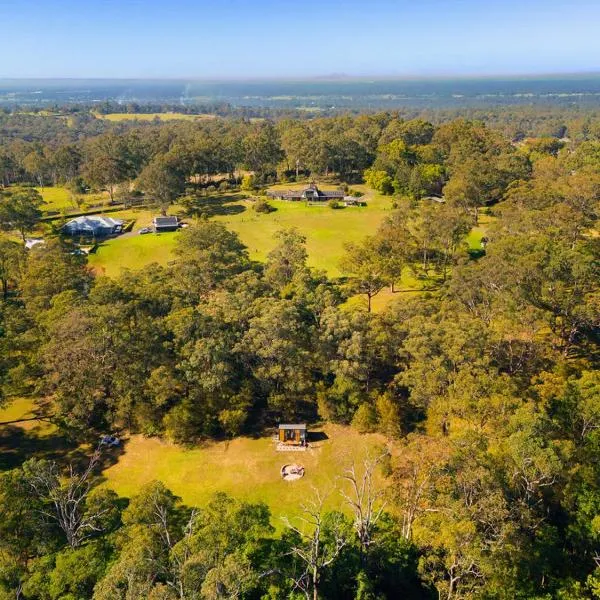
[96, 112, 217, 122]
[83, 185, 488, 310]
[1, 397, 388, 521]
[0, 397, 51, 430]
[102, 424, 387, 522]
[466, 213, 494, 251]
[36, 186, 77, 212]
[466, 227, 486, 250]
[216, 184, 394, 276]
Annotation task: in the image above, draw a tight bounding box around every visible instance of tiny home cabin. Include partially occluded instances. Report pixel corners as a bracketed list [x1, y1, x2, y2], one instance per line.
[278, 423, 307, 446]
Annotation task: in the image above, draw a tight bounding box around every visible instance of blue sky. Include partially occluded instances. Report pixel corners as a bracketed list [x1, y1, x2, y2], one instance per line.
[0, 0, 598, 78]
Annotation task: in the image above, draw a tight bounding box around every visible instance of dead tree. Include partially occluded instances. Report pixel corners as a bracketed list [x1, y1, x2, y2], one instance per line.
[24, 448, 109, 548]
[282, 489, 348, 600]
[339, 453, 388, 562]
[165, 508, 198, 600]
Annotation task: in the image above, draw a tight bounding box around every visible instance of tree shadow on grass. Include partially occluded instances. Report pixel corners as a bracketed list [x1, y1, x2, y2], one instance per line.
[0, 424, 78, 471]
[182, 194, 247, 218]
[308, 431, 329, 443]
[0, 421, 126, 475]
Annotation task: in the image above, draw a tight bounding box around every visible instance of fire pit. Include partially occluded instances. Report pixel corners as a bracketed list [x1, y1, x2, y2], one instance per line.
[281, 464, 305, 481]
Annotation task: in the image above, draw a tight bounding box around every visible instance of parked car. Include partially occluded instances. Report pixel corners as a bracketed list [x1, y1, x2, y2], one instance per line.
[138, 227, 152, 234]
[100, 435, 120, 447]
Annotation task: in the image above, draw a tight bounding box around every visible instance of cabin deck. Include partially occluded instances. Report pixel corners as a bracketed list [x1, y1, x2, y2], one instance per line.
[276, 442, 308, 452]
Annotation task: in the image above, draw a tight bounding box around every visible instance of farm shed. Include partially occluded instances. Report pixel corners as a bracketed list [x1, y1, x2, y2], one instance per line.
[153, 216, 180, 232]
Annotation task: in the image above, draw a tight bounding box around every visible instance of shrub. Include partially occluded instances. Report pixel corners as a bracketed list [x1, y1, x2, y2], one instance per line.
[376, 394, 402, 438]
[328, 199, 342, 209]
[378, 451, 393, 477]
[352, 403, 378, 433]
[163, 402, 202, 444]
[218, 409, 247, 437]
[66, 176, 87, 195]
[364, 167, 394, 195]
[347, 188, 364, 198]
[316, 385, 337, 422]
[253, 198, 275, 214]
[241, 174, 256, 191]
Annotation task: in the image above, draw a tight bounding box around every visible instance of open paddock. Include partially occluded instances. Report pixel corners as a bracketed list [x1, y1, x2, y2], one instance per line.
[95, 112, 217, 122]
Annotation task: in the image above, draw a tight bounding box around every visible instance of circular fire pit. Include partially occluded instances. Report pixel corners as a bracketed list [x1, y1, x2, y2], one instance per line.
[281, 464, 305, 481]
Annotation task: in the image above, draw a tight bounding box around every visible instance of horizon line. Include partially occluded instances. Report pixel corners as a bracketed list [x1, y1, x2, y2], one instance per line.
[2, 70, 600, 83]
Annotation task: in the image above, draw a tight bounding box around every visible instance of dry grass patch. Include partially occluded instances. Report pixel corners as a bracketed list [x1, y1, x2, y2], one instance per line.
[96, 112, 217, 122]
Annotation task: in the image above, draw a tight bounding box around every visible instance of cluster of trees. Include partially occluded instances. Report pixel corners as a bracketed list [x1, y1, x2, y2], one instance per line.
[364, 118, 532, 214]
[0, 106, 599, 598]
[341, 199, 471, 310]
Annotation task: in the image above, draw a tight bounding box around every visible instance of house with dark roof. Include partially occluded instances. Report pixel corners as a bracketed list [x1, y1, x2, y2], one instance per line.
[153, 216, 180, 232]
[267, 184, 345, 202]
[63, 215, 124, 237]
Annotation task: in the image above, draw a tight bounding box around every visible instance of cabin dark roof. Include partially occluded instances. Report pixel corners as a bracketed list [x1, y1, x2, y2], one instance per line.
[278, 423, 307, 430]
[316, 190, 344, 197]
[153, 216, 179, 227]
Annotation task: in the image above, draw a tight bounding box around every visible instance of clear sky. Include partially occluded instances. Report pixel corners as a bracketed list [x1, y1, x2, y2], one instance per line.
[0, 0, 598, 79]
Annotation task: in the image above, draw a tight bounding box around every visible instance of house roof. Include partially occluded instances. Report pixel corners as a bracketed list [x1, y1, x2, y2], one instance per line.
[267, 185, 345, 199]
[317, 190, 345, 197]
[153, 216, 179, 226]
[278, 423, 307, 430]
[64, 215, 124, 231]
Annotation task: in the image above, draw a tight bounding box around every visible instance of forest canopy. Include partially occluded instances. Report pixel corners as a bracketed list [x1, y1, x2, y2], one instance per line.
[0, 104, 599, 599]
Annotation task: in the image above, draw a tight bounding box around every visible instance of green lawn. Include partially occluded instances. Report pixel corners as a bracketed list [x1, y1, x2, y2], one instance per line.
[0, 397, 48, 428]
[466, 212, 495, 251]
[216, 187, 393, 277]
[466, 227, 485, 250]
[82, 187, 491, 310]
[102, 424, 387, 523]
[36, 186, 111, 214]
[88, 230, 180, 277]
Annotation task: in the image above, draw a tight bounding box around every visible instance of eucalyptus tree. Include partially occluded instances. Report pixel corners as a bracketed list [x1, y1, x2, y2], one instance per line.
[0, 187, 44, 243]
